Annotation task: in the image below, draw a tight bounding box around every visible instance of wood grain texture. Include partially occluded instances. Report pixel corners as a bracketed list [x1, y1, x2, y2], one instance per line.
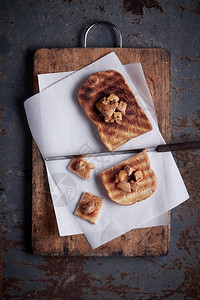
[32, 48, 170, 256]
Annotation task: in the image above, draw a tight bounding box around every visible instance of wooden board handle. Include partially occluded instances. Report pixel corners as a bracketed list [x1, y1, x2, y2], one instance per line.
[83, 21, 123, 48]
[156, 141, 200, 152]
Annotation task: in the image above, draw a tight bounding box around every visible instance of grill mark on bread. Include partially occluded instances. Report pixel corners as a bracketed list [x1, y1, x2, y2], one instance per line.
[78, 70, 152, 151]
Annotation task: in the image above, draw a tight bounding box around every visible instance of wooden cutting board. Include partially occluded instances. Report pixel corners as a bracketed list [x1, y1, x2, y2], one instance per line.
[32, 48, 171, 256]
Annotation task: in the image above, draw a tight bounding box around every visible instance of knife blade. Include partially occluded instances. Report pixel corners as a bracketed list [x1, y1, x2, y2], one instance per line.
[44, 141, 200, 161]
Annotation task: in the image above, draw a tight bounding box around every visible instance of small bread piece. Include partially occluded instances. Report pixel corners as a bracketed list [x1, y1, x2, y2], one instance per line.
[78, 70, 152, 151]
[100, 150, 157, 206]
[74, 192, 104, 224]
[68, 158, 94, 180]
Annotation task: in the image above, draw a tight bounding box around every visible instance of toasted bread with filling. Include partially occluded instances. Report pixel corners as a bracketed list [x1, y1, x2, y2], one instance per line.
[100, 150, 157, 206]
[74, 192, 104, 224]
[68, 158, 94, 180]
[78, 70, 152, 151]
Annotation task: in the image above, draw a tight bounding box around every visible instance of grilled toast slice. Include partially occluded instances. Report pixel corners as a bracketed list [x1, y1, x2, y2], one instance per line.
[74, 192, 104, 224]
[68, 158, 94, 180]
[78, 70, 152, 151]
[100, 150, 157, 205]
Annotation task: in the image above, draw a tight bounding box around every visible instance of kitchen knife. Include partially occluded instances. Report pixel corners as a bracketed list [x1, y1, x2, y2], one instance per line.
[45, 141, 200, 161]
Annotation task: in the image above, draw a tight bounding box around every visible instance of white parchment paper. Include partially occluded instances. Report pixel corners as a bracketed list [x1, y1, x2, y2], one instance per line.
[38, 63, 167, 233]
[24, 52, 189, 248]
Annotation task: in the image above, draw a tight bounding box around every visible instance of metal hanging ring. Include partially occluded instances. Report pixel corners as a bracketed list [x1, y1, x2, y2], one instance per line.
[83, 21, 123, 48]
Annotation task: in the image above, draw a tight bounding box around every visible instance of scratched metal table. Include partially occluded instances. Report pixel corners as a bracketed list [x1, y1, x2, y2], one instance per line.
[1, 0, 200, 299]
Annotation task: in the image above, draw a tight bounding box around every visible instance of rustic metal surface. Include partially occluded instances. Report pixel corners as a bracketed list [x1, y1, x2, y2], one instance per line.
[1, 0, 199, 299]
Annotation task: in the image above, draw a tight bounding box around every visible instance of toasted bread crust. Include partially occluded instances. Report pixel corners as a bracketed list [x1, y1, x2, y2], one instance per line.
[78, 70, 152, 151]
[100, 150, 157, 205]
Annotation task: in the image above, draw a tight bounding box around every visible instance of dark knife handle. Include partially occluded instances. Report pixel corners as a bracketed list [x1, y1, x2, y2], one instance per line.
[156, 141, 200, 152]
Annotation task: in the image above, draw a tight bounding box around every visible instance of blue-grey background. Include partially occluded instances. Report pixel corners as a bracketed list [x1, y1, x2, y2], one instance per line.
[1, 0, 199, 299]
